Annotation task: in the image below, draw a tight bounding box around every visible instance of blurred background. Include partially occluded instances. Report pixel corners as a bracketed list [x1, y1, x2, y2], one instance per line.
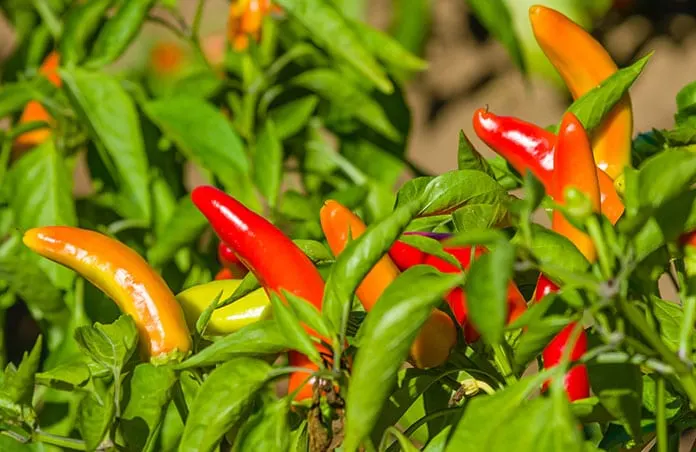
[2, 0, 696, 184]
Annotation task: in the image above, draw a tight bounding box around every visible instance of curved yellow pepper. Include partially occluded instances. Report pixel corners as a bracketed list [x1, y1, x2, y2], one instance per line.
[530, 5, 633, 181]
[176, 279, 271, 335]
[23, 226, 191, 360]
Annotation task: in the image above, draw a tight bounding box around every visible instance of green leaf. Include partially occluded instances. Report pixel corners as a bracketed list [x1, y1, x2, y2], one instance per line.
[399, 234, 460, 268]
[78, 380, 115, 452]
[0, 78, 51, 118]
[120, 363, 177, 452]
[371, 368, 452, 445]
[274, 0, 393, 94]
[452, 202, 510, 232]
[35, 362, 91, 391]
[147, 197, 208, 267]
[349, 19, 428, 73]
[568, 53, 651, 133]
[59, 0, 113, 66]
[677, 80, 696, 112]
[232, 397, 290, 452]
[588, 362, 642, 440]
[268, 292, 321, 364]
[292, 70, 400, 141]
[465, 241, 515, 345]
[457, 130, 492, 175]
[323, 201, 421, 332]
[445, 372, 560, 451]
[179, 357, 271, 452]
[7, 141, 76, 289]
[253, 120, 283, 208]
[86, 0, 157, 67]
[283, 290, 333, 339]
[485, 396, 584, 451]
[293, 239, 335, 266]
[267, 96, 319, 140]
[0, 241, 68, 324]
[635, 148, 696, 210]
[521, 224, 590, 275]
[397, 170, 508, 218]
[389, 0, 431, 58]
[61, 68, 151, 222]
[145, 96, 257, 209]
[467, 0, 525, 73]
[74, 315, 138, 376]
[343, 266, 463, 452]
[0, 336, 42, 404]
[176, 320, 288, 369]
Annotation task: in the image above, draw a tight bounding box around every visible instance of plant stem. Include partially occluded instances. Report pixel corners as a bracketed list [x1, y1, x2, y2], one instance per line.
[679, 249, 696, 362]
[586, 217, 612, 279]
[619, 298, 696, 408]
[492, 343, 517, 384]
[33, 430, 86, 451]
[656, 377, 667, 452]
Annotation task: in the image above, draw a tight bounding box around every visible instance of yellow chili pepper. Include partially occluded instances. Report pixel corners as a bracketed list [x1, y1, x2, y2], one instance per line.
[176, 279, 271, 335]
[530, 5, 633, 181]
[320, 200, 457, 368]
[23, 226, 191, 361]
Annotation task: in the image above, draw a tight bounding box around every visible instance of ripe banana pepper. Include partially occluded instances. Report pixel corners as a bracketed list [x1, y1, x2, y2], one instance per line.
[472, 108, 624, 224]
[13, 52, 62, 154]
[191, 185, 326, 401]
[320, 200, 457, 368]
[176, 279, 271, 335]
[529, 4, 633, 180]
[23, 226, 191, 361]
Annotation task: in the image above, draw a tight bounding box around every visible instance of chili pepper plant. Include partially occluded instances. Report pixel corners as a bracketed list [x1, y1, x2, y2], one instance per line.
[2, 1, 696, 451]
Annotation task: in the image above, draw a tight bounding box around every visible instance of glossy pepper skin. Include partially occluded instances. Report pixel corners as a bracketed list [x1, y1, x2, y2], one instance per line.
[23, 226, 191, 360]
[530, 5, 633, 180]
[472, 108, 624, 225]
[534, 275, 590, 401]
[320, 200, 457, 368]
[191, 185, 326, 401]
[552, 112, 601, 262]
[176, 279, 271, 335]
[13, 52, 61, 154]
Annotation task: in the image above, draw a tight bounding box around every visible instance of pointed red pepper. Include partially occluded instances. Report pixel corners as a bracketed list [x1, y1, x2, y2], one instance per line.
[534, 275, 589, 401]
[472, 108, 624, 225]
[191, 185, 326, 401]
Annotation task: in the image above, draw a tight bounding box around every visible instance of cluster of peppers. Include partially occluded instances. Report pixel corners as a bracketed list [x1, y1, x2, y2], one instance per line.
[16, 5, 658, 406]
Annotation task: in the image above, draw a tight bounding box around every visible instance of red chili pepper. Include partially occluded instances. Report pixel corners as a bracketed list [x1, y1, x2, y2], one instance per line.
[396, 242, 526, 344]
[388, 232, 453, 271]
[191, 185, 327, 401]
[214, 268, 234, 280]
[533, 275, 589, 401]
[472, 108, 624, 225]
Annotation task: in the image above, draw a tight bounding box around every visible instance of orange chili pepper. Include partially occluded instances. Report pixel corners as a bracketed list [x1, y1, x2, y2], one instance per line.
[552, 112, 601, 262]
[530, 5, 633, 181]
[23, 226, 191, 361]
[13, 51, 62, 154]
[320, 200, 456, 368]
[227, 0, 278, 51]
